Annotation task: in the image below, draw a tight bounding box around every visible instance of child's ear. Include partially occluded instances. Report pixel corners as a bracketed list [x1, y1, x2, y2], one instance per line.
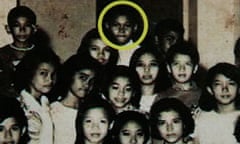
[5, 25, 11, 34]
[32, 24, 38, 33]
[21, 126, 26, 136]
[193, 65, 199, 74]
[166, 64, 172, 73]
[133, 24, 138, 32]
[207, 86, 213, 95]
[104, 22, 110, 29]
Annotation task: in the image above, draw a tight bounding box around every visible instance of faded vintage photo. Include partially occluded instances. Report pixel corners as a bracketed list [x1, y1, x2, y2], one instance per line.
[0, 0, 240, 144]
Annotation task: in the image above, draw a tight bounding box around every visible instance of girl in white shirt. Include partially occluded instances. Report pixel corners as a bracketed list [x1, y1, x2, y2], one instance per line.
[14, 49, 60, 144]
[129, 46, 167, 112]
[194, 63, 240, 144]
[50, 54, 100, 144]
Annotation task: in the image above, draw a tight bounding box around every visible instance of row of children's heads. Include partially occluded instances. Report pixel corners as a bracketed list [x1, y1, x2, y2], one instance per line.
[0, 95, 193, 144]
[74, 96, 194, 144]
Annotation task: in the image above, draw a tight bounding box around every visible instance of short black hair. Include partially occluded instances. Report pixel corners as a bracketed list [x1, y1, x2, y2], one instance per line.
[7, 6, 36, 27]
[166, 41, 200, 66]
[199, 62, 240, 111]
[155, 18, 184, 40]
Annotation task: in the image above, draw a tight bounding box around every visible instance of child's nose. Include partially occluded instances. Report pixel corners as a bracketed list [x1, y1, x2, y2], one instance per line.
[91, 122, 100, 129]
[222, 84, 229, 92]
[130, 135, 137, 144]
[19, 26, 27, 32]
[166, 123, 174, 132]
[119, 25, 126, 32]
[4, 130, 13, 140]
[144, 65, 150, 72]
[97, 50, 105, 57]
[118, 89, 125, 96]
[179, 65, 186, 71]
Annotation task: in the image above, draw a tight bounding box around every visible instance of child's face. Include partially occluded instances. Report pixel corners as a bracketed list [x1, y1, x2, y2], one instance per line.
[135, 53, 159, 85]
[9, 16, 36, 44]
[159, 31, 179, 53]
[208, 74, 238, 105]
[119, 120, 145, 144]
[83, 107, 109, 144]
[167, 53, 196, 84]
[157, 110, 183, 144]
[109, 15, 134, 45]
[108, 76, 132, 109]
[70, 69, 95, 98]
[89, 39, 111, 65]
[30, 62, 56, 97]
[0, 117, 21, 144]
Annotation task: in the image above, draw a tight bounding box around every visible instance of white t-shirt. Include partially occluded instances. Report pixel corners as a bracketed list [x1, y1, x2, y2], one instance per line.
[50, 101, 77, 144]
[117, 40, 140, 66]
[139, 94, 157, 113]
[194, 110, 240, 144]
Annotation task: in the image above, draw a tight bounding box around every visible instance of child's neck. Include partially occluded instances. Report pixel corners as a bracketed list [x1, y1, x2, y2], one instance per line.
[217, 103, 236, 114]
[141, 84, 155, 96]
[85, 140, 103, 144]
[12, 41, 34, 49]
[173, 81, 194, 91]
[163, 138, 185, 144]
[61, 92, 82, 109]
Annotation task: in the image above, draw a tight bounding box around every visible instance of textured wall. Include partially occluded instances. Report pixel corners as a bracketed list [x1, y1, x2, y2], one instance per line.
[197, 0, 240, 68]
[20, 0, 96, 62]
[0, 0, 16, 47]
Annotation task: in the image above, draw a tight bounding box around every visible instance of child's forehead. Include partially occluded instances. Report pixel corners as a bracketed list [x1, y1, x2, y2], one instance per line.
[157, 109, 180, 118]
[0, 117, 18, 125]
[85, 107, 108, 117]
[172, 53, 192, 61]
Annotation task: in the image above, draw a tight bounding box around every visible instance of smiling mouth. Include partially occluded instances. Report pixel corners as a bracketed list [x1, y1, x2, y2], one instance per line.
[142, 75, 152, 79]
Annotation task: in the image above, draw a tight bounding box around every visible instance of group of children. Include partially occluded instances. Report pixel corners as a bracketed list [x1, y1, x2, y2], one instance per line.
[1, 3, 240, 144]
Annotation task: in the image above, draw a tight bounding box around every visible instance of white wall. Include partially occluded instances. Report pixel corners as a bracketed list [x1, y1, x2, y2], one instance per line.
[0, 0, 16, 47]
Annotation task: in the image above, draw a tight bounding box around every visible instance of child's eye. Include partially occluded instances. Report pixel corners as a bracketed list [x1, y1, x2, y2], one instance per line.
[39, 71, 48, 77]
[157, 120, 165, 126]
[136, 130, 144, 137]
[11, 125, 20, 131]
[136, 62, 144, 67]
[111, 84, 119, 90]
[186, 62, 193, 66]
[125, 86, 132, 92]
[171, 62, 179, 66]
[112, 23, 120, 27]
[124, 24, 132, 28]
[173, 118, 182, 124]
[84, 119, 92, 123]
[229, 81, 237, 86]
[79, 75, 88, 81]
[100, 119, 108, 124]
[104, 47, 111, 52]
[121, 130, 130, 136]
[213, 82, 221, 86]
[150, 62, 158, 67]
[89, 47, 98, 51]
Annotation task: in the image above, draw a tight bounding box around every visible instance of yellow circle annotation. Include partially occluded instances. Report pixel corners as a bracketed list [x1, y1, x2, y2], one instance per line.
[97, 0, 149, 50]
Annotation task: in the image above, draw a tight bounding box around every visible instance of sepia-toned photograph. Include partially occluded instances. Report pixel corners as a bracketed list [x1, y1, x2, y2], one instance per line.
[0, 0, 240, 144]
